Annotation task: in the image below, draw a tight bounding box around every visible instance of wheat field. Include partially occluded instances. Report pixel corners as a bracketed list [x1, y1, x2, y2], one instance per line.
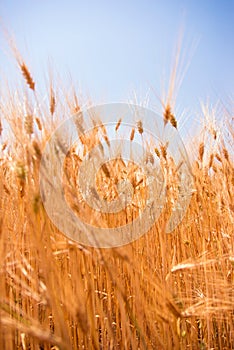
[0, 52, 233, 350]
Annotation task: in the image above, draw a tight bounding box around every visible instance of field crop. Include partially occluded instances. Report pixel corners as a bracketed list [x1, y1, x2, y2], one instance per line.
[0, 52, 233, 349]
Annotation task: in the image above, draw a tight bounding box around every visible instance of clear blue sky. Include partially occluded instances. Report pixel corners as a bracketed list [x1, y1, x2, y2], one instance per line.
[0, 0, 233, 113]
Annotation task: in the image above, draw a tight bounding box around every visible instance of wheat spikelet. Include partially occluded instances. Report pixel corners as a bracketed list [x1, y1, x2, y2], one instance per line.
[1, 142, 7, 151]
[209, 154, 214, 169]
[130, 128, 135, 141]
[198, 142, 205, 162]
[135, 178, 144, 188]
[0, 119, 2, 136]
[169, 113, 177, 129]
[100, 122, 107, 136]
[101, 163, 111, 178]
[20, 63, 35, 91]
[50, 87, 56, 116]
[222, 147, 229, 161]
[3, 183, 10, 195]
[163, 104, 171, 125]
[212, 164, 217, 172]
[7, 34, 35, 91]
[71, 152, 82, 163]
[137, 120, 143, 134]
[115, 118, 122, 131]
[160, 143, 168, 160]
[73, 105, 81, 114]
[35, 117, 42, 131]
[24, 114, 33, 135]
[32, 140, 41, 158]
[215, 153, 222, 162]
[163, 104, 177, 128]
[154, 147, 160, 158]
[103, 134, 110, 147]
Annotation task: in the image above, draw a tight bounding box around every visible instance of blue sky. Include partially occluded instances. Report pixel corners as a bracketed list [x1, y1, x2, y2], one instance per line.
[0, 0, 233, 115]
